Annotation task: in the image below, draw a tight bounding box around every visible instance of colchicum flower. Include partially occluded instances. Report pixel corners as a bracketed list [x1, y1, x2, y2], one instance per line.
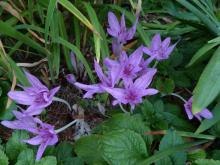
[184, 97, 213, 121]
[103, 69, 158, 110]
[74, 60, 121, 98]
[1, 112, 58, 160]
[143, 34, 176, 61]
[8, 71, 60, 116]
[107, 11, 137, 44]
[105, 46, 143, 82]
[65, 74, 76, 85]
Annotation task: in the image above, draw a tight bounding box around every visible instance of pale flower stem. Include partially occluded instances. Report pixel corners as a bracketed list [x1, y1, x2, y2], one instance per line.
[55, 120, 78, 134]
[170, 93, 187, 103]
[53, 97, 72, 111]
[153, 61, 159, 68]
[119, 103, 129, 113]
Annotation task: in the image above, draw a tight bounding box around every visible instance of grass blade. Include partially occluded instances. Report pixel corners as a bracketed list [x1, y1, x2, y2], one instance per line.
[44, 0, 57, 46]
[85, 3, 109, 62]
[55, 37, 95, 83]
[58, 0, 99, 36]
[0, 21, 49, 56]
[187, 41, 220, 67]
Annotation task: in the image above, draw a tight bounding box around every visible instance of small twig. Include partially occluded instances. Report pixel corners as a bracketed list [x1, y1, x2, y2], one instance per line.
[17, 58, 47, 67]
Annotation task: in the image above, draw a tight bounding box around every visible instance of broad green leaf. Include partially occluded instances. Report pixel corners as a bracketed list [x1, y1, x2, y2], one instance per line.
[0, 97, 16, 120]
[15, 149, 35, 165]
[187, 41, 219, 67]
[155, 130, 186, 165]
[55, 37, 95, 83]
[74, 135, 106, 165]
[94, 113, 152, 149]
[58, 0, 98, 35]
[192, 46, 220, 113]
[196, 102, 220, 133]
[34, 156, 57, 165]
[0, 21, 49, 56]
[156, 77, 175, 94]
[60, 157, 84, 165]
[0, 149, 8, 165]
[195, 159, 220, 165]
[6, 130, 29, 161]
[55, 142, 75, 164]
[140, 140, 207, 165]
[102, 130, 148, 165]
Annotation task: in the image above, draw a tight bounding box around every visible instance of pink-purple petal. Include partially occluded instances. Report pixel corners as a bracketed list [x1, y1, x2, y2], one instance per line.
[8, 91, 34, 105]
[108, 12, 120, 35]
[151, 34, 161, 50]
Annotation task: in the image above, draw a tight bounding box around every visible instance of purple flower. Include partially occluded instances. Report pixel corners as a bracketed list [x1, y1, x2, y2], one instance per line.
[8, 71, 60, 116]
[105, 46, 143, 82]
[65, 74, 76, 85]
[143, 34, 176, 61]
[103, 69, 158, 110]
[1, 112, 58, 160]
[107, 11, 138, 43]
[184, 97, 213, 121]
[74, 60, 121, 98]
[112, 39, 123, 57]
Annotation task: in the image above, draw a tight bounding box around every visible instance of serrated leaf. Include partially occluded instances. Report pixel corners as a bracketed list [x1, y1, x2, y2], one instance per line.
[55, 142, 74, 164]
[0, 149, 8, 165]
[156, 130, 187, 165]
[195, 159, 220, 165]
[193, 46, 220, 113]
[74, 135, 105, 165]
[0, 97, 16, 120]
[34, 156, 57, 165]
[102, 130, 148, 165]
[15, 149, 35, 165]
[95, 113, 152, 149]
[6, 130, 29, 161]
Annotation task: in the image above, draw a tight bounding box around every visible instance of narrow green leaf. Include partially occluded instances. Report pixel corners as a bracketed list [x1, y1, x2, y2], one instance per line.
[44, 0, 57, 45]
[187, 41, 219, 67]
[84, 3, 101, 62]
[85, 3, 109, 61]
[55, 37, 95, 83]
[196, 102, 220, 133]
[58, 0, 98, 35]
[192, 46, 220, 113]
[0, 21, 49, 56]
[0, 50, 29, 86]
[140, 140, 208, 165]
[58, 11, 73, 72]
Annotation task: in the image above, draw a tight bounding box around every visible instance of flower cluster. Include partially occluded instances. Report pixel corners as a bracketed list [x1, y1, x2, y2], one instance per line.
[74, 12, 176, 111]
[2, 72, 60, 160]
